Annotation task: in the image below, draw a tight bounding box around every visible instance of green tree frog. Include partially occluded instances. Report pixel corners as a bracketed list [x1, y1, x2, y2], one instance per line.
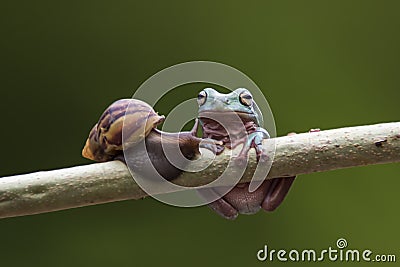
[196, 88, 296, 219]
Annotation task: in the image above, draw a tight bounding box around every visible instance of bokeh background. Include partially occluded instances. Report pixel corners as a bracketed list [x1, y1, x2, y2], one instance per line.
[1, 1, 399, 266]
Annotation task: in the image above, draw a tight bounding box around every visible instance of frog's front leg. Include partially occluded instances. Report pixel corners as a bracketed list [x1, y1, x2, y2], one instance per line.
[234, 127, 270, 164]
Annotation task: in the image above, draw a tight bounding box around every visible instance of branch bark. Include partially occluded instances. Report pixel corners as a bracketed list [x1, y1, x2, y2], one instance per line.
[1, 122, 399, 219]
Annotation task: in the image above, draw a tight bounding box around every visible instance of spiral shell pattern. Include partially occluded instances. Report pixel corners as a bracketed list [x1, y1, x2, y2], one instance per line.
[82, 99, 165, 162]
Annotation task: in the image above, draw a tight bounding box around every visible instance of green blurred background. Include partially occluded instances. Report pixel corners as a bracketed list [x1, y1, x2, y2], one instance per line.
[1, 1, 399, 266]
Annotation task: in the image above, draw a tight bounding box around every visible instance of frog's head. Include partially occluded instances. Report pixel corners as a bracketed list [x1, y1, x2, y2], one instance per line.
[197, 88, 263, 126]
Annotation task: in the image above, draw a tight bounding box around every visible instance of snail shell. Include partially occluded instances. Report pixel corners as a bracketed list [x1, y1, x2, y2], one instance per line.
[82, 99, 165, 162]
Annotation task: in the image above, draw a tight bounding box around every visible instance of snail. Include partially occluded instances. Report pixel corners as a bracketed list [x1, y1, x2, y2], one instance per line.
[82, 99, 219, 180]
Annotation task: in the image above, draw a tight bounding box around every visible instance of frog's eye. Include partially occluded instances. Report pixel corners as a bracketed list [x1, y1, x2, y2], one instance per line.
[197, 91, 207, 106]
[239, 91, 253, 106]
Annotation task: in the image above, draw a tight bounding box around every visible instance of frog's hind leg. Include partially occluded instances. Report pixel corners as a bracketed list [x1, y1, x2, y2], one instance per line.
[261, 129, 319, 211]
[261, 176, 296, 211]
[260, 131, 297, 211]
[201, 180, 274, 219]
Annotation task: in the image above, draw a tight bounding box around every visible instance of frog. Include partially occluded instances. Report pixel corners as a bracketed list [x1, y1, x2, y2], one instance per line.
[195, 88, 296, 219]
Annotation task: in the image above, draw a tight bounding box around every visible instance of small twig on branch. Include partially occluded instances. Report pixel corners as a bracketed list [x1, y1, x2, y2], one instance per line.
[0, 122, 399, 219]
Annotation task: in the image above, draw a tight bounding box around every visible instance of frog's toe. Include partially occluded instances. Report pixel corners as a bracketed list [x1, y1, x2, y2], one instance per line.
[207, 198, 238, 220]
[262, 176, 296, 211]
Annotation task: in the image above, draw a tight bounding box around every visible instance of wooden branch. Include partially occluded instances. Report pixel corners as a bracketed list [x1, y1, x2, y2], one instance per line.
[1, 122, 399, 219]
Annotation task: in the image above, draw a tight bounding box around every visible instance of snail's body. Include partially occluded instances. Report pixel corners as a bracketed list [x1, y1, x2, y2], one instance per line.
[123, 128, 203, 181]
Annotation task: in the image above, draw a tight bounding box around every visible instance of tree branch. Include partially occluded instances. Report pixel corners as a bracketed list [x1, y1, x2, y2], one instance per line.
[1, 122, 399, 219]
